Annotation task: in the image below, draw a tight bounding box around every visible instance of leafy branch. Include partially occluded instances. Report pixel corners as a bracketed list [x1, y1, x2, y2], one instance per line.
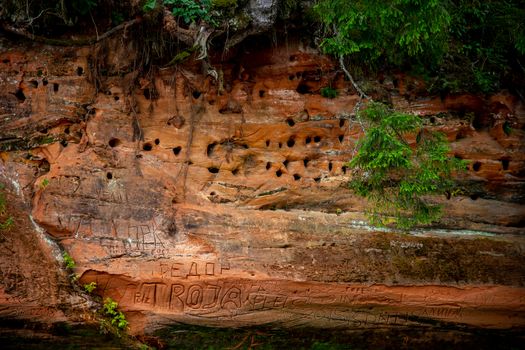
[348, 102, 466, 229]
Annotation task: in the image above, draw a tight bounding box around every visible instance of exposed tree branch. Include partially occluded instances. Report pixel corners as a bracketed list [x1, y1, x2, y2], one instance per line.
[339, 55, 369, 100]
[1, 18, 141, 46]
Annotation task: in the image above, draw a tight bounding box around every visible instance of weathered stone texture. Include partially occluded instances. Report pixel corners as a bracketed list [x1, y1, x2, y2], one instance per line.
[0, 35, 524, 335]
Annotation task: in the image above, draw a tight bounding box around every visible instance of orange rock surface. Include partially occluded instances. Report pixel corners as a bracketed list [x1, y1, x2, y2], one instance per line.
[0, 35, 524, 336]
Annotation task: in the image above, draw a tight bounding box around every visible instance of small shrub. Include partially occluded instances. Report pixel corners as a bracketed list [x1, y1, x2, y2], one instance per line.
[320, 86, 338, 99]
[144, 0, 214, 24]
[84, 281, 97, 293]
[62, 252, 76, 270]
[0, 217, 14, 230]
[40, 178, 49, 189]
[102, 298, 128, 331]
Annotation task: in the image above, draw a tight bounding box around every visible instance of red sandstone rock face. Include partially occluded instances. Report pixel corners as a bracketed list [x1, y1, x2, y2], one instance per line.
[1, 36, 524, 335]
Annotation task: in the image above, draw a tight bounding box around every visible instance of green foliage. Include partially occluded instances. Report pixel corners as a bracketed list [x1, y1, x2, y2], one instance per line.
[314, 0, 524, 93]
[211, 0, 237, 8]
[84, 282, 97, 293]
[62, 252, 76, 270]
[0, 184, 14, 231]
[314, 0, 451, 67]
[143, 0, 213, 24]
[348, 102, 465, 230]
[320, 86, 338, 99]
[143, 0, 158, 11]
[503, 121, 512, 136]
[0, 217, 14, 230]
[40, 178, 50, 189]
[38, 136, 55, 145]
[442, 0, 525, 93]
[102, 298, 128, 331]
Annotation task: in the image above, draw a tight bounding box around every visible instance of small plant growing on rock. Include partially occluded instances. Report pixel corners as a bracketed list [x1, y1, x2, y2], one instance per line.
[320, 86, 338, 99]
[100, 297, 128, 335]
[0, 183, 13, 231]
[83, 281, 97, 293]
[62, 251, 76, 270]
[40, 178, 49, 189]
[0, 216, 14, 231]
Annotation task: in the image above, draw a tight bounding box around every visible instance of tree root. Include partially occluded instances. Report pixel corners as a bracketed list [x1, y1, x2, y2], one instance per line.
[1, 18, 141, 46]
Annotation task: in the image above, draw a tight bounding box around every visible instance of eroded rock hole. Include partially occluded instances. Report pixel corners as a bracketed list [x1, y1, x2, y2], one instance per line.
[342, 165, 347, 174]
[287, 137, 295, 147]
[501, 159, 509, 170]
[207, 143, 217, 157]
[232, 168, 239, 175]
[265, 140, 270, 147]
[259, 90, 265, 98]
[339, 119, 345, 128]
[278, 142, 283, 148]
[314, 177, 321, 183]
[338, 135, 344, 143]
[192, 90, 202, 99]
[208, 167, 219, 174]
[266, 162, 272, 170]
[64, 127, 70, 134]
[143, 143, 153, 151]
[60, 140, 68, 147]
[296, 82, 311, 94]
[108, 138, 121, 147]
[293, 174, 301, 181]
[314, 136, 321, 143]
[286, 118, 295, 127]
[143, 88, 151, 100]
[106, 172, 113, 180]
[42, 78, 48, 86]
[455, 130, 468, 140]
[29, 80, 38, 88]
[154, 138, 160, 145]
[289, 75, 295, 80]
[13, 88, 26, 102]
[472, 162, 481, 172]
[173, 146, 182, 155]
[430, 116, 436, 124]
[303, 158, 309, 167]
[114, 96, 120, 101]
[328, 162, 333, 171]
[2, 59, 10, 64]
[283, 159, 289, 168]
[470, 194, 479, 200]
[276, 169, 283, 177]
[53, 83, 59, 92]
[305, 136, 311, 144]
[76, 67, 83, 76]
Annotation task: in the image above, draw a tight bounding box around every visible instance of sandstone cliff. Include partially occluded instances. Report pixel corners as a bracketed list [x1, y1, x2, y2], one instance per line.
[0, 23, 524, 346]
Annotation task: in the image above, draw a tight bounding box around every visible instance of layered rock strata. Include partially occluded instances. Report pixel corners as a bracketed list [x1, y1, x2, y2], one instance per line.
[0, 35, 524, 336]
